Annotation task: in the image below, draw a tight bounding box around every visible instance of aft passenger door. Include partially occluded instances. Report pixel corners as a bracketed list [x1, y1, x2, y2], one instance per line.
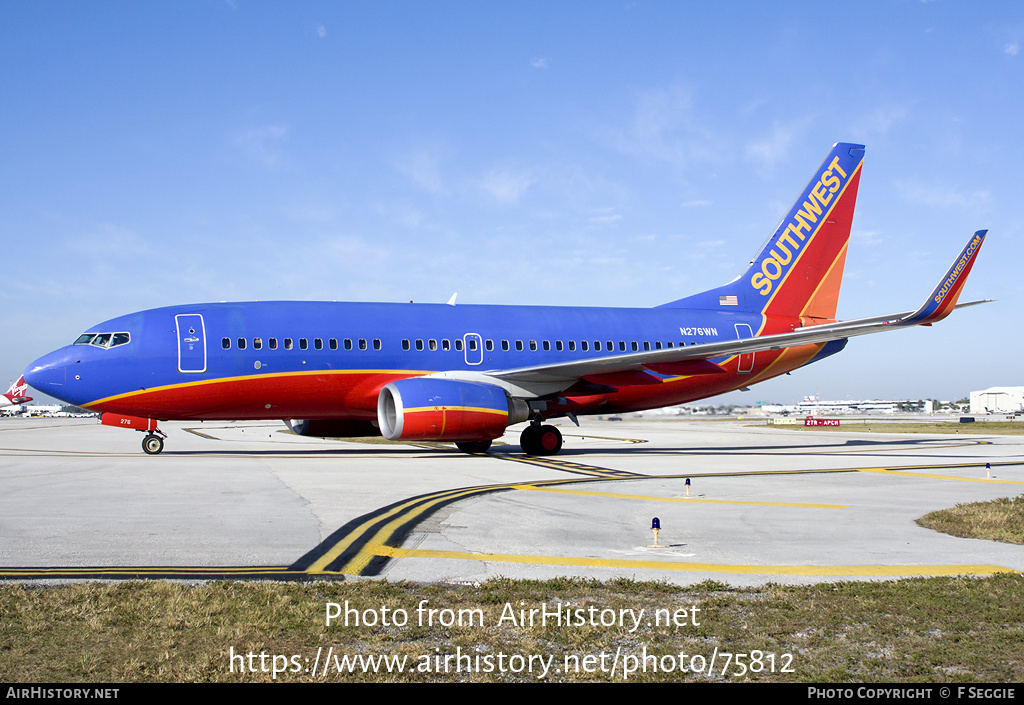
[176, 314, 207, 373]
[734, 323, 754, 374]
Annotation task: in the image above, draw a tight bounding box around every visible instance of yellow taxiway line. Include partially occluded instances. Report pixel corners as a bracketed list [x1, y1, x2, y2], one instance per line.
[515, 484, 848, 509]
[369, 545, 1015, 577]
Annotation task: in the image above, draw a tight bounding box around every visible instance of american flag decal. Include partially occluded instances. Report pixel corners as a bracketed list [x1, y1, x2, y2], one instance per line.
[719, 295, 738, 306]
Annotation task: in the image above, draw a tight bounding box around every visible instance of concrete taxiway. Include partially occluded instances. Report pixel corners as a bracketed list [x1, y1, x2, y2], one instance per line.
[1, 416, 1021, 586]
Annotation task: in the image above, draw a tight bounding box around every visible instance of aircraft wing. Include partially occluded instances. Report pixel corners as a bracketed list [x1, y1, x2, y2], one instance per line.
[488, 230, 988, 387]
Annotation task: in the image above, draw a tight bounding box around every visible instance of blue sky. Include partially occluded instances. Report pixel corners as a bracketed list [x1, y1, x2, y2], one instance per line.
[2, 2, 1020, 404]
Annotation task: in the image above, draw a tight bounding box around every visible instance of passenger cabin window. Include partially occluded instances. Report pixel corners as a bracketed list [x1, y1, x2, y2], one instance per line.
[329, 339, 338, 350]
[454, 339, 463, 351]
[402, 339, 410, 351]
[253, 338, 263, 350]
[237, 338, 246, 350]
[269, 338, 278, 350]
[284, 338, 293, 350]
[314, 338, 323, 350]
[373, 339, 381, 350]
[299, 338, 308, 350]
[222, 337, 231, 349]
[359, 338, 367, 350]
[344, 339, 352, 350]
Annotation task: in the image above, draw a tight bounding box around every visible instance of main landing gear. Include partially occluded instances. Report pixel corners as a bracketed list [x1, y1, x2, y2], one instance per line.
[141, 430, 167, 455]
[520, 422, 562, 456]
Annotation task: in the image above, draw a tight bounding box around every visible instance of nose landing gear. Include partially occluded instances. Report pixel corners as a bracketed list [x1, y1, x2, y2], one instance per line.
[99, 413, 167, 454]
[142, 431, 166, 455]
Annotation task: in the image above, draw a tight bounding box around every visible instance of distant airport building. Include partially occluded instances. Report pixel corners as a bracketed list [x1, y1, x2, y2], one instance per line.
[24, 404, 64, 417]
[970, 387, 1024, 414]
[749, 397, 957, 417]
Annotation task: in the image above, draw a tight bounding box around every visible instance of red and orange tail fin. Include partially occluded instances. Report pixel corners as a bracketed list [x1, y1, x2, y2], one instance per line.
[660, 142, 864, 320]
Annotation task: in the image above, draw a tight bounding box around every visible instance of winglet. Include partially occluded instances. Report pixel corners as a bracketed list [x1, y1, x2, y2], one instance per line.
[906, 230, 986, 325]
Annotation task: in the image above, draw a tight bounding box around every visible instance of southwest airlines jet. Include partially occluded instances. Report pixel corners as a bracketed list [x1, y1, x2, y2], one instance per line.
[23, 143, 987, 456]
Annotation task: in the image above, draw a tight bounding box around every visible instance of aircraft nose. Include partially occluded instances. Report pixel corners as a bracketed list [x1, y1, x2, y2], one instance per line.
[24, 348, 70, 400]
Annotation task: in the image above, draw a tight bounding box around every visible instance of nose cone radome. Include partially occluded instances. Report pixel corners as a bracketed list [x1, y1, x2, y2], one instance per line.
[24, 348, 70, 402]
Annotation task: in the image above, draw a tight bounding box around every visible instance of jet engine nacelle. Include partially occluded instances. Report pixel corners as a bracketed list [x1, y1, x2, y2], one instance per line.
[377, 377, 530, 442]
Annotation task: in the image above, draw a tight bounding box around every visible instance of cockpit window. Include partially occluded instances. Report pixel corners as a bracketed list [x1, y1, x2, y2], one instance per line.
[72, 332, 131, 349]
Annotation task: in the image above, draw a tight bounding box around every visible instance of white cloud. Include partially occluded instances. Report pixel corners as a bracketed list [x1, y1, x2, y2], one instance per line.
[232, 125, 289, 167]
[477, 168, 537, 204]
[607, 84, 723, 168]
[1005, 42, 1019, 56]
[859, 105, 910, 136]
[588, 209, 622, 225]
[852, 229, 885, 246]
[317, 24, 327, 38]
[395, 149, 447, 194]
[895, 180, 991, 211]
[70, 224, 154, 258]
[745, 119, 814, 169]
[531, 57, 548, 69]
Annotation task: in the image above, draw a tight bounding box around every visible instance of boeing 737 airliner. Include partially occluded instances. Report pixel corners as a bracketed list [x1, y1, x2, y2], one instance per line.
[23, 143, 987, 455]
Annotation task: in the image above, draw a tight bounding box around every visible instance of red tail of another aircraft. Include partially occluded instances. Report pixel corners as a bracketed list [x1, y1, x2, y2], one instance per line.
[0, 375, 32, 408]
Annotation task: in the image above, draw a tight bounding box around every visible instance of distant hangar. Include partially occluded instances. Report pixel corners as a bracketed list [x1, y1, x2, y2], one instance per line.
[971, 387, 1024, 415]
